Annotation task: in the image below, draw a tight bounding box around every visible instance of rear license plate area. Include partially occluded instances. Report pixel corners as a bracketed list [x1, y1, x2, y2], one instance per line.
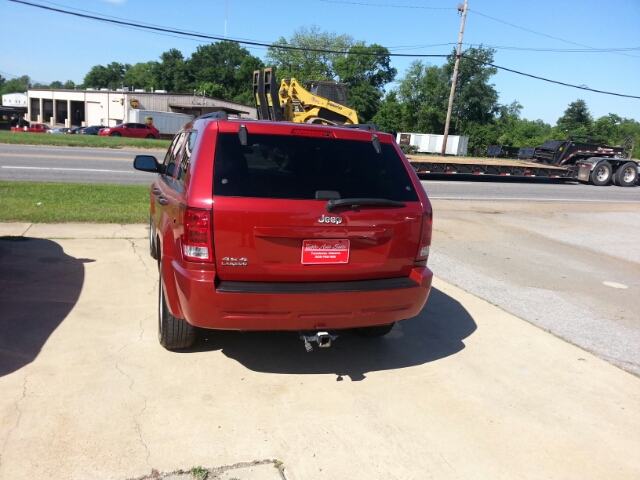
[301, 239, 350, 265]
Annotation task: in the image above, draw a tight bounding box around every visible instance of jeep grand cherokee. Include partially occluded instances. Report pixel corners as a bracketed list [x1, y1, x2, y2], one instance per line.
[134, 115, 433, 351]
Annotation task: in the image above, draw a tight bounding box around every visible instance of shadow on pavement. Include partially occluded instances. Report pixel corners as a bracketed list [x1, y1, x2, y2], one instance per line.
[0, 237, 92, 377]
[188, 287, 477, 381]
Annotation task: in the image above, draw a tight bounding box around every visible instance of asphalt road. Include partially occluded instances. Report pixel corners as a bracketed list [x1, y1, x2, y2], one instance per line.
[430, 200, 640, 376]
[1, 144, 639, 202]
[0, 144, 159, 185]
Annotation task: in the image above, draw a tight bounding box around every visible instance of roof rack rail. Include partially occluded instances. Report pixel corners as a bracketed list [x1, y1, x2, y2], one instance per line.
[341, 123, 379, 131]
[197, 111, 228, 120]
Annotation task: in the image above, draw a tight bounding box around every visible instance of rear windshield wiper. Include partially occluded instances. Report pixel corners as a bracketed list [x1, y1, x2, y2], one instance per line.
[326, 198, 406, 212]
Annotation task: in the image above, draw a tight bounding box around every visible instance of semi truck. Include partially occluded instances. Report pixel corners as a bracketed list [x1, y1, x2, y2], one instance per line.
[408, 135, 638, 187]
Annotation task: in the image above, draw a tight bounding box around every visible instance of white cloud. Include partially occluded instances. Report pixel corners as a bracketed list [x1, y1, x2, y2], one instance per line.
[101, 0, 126, 4]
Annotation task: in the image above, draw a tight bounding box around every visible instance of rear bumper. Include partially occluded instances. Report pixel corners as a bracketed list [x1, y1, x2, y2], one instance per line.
[170, 262, 433, 331]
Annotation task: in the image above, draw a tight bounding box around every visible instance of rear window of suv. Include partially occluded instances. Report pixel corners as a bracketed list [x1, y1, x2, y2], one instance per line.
[213, 132, 419, 201]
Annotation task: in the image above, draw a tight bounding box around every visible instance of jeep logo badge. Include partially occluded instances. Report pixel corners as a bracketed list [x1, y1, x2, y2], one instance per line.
[318, 214, 343, 224]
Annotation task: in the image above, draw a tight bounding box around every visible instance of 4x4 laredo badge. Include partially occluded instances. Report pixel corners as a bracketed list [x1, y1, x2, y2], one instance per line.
[318, 214, 343, 224]
[221, 257, 248, 266]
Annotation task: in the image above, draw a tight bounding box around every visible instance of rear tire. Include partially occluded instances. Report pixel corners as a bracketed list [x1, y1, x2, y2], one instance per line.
[614, 162, 638, 187]
[354, 322, 395, 337]
[146, 134, 155, 139]
[589, 161, 612, 186]
[110, 131, 121, 137]
[158, 265, 195, 350]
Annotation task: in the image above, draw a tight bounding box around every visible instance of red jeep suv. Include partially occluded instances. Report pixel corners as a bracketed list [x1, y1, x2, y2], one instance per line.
[134, 113, 433, 351]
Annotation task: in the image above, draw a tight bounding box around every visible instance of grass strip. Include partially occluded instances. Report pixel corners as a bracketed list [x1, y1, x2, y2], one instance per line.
[0, 130, 170, 150]
[1, 181, 149, 223]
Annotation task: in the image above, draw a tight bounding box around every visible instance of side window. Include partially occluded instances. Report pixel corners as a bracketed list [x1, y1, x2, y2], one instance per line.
[176, 131, 198, 190]
[162, 132, 187, 183]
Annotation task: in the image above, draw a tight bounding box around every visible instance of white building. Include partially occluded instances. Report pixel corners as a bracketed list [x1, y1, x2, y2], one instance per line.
[2, 93, 28, 108]
[26, 89, 257, 132]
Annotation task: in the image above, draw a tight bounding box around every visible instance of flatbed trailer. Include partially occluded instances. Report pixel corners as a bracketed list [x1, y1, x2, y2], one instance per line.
[407, 135, 639, 186]
[407, 155, 576, 179]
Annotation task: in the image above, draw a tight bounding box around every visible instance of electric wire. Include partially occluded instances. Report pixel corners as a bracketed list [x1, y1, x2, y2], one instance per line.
[7, 0, 640, 100]
[316, 0, 640, 59]
[467, 9, 640, 59]
[318, 0, 454, 9]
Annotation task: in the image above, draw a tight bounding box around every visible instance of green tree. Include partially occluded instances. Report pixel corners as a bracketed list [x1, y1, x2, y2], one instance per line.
[63, 80, 76, 89]
[556, 99, 592, 135]
[397, 61, 449, 134]
[372, 90, 404, 135]
[266, 25, 353, 81]
[333, 43, 396, 122]
[152, 49, 188, 92]
[123, 62, 156, 91]
[0, 75, 31, 95]
[444, 46, 499, 134]
[49, 81, 64, 89]
[83, 62, 130, 89]
[185, 41, 263, 104]
[0, 74, 5, 90]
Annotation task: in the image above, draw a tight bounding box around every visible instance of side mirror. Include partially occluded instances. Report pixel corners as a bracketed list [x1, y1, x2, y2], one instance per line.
[133, 155, 160, 173]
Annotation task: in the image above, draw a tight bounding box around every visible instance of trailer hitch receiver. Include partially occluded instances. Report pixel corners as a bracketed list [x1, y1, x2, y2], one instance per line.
[300, 331, 339, 352]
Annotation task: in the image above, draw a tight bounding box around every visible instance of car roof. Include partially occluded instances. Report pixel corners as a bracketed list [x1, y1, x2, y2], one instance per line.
[181, 118, 393, 143]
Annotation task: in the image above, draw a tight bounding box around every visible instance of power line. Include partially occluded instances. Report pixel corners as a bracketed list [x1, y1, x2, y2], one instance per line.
[316, 0, 640, 59]
[461, 55, 640, 99]
[318, 0, 454, 10]
[8, 0, 448, 57]
[8, 0, 640, 100]
[468, 9, 640, 59]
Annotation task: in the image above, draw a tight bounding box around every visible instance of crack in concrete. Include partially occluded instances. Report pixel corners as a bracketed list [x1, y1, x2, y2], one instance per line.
[126, 459, 285, 480]
[20, 224, 33, 237]
[128, 239, 157, 297]
[102, 315, 151, 362]
[115, 364, 151, 468]
[0, 372, 33, 468]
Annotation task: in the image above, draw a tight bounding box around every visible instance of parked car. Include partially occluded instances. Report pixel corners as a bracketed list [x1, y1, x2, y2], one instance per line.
[133, 113, 433, 351]
[99, 122, 160, 139]
[49, 127, 70, 134]
[66, 126, 83, 134]
[77, 125, 104, 135]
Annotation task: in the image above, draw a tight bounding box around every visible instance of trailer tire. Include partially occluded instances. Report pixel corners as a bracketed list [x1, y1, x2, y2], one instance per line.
[614, 162, 638, 187]
[589, 161, 612, 186]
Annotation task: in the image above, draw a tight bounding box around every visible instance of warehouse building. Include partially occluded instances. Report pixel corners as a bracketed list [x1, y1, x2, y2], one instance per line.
[25, 89, 257, 133]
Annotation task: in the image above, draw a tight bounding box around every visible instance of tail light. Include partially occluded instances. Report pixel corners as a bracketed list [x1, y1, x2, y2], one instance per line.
[181, 208, 214, 262]
[415, 212, 432, 262]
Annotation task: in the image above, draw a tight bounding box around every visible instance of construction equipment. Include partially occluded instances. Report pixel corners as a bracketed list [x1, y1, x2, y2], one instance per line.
[253, 67, 359, 125]
[486, 145, 520, 159]
[533, 135, 630, 166]
[407, 135, 638, 187]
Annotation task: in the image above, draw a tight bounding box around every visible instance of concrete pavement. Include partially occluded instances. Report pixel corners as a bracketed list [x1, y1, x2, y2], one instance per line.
[1, 223, 639, 479]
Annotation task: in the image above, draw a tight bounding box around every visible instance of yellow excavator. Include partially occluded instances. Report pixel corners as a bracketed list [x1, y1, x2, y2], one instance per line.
[253, 67, 359, 125]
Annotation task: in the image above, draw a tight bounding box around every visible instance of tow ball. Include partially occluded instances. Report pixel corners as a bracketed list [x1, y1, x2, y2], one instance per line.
[299, 331, 339, 352]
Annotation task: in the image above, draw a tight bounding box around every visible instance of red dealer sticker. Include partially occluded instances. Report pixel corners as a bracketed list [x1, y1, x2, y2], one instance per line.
[301, 239, 350, 265]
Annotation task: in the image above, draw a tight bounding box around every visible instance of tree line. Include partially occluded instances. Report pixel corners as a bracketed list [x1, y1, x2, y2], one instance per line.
[2, 25, 638, 157]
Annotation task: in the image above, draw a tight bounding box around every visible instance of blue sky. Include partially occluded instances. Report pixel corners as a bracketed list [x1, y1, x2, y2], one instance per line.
[3, 0, 639, 125]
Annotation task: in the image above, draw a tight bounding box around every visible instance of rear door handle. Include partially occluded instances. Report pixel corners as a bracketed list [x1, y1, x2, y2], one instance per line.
[152, 187, 161, 195]
[157, 197, 169, 206]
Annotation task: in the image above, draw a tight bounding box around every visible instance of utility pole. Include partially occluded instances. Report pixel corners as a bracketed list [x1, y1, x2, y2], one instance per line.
[441, 0, 468, 156]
